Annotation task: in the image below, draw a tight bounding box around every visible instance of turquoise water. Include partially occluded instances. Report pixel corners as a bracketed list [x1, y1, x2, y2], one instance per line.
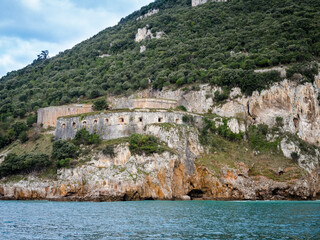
[0, 201, 319, 240]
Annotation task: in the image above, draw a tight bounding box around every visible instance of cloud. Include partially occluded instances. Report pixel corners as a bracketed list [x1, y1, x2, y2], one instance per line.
[20, 0, 41, 11]
[0, 0, 154, 77]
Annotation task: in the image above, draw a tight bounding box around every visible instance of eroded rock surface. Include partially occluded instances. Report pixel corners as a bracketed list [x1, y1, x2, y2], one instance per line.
[1, 125, 318, 201]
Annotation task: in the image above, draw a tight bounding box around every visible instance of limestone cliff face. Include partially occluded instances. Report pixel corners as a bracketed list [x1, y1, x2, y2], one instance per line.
[192, 0, 227, 7]
[0, 124, 318, 201]
[108, 75, 320, 147]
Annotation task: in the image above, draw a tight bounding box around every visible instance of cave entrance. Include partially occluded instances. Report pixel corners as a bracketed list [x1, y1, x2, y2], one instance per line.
[187, 189, 204, 199]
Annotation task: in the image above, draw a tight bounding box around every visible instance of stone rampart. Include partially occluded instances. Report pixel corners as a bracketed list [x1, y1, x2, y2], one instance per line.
[108, 98, 177, 110]
[55, 110, 202, 140]
[37, 104, 92, 129]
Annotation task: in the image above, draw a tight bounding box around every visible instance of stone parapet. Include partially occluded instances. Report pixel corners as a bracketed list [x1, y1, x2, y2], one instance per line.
[56, 110, 202, 140]
[37, 104, 92, 129]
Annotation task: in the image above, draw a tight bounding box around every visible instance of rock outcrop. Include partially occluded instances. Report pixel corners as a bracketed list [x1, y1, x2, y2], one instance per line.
[1, 124, 317, 201]
[107, 75, 320, 147]
[135, 26, 164, 42]
[136, 9, 159, 21]
[192, 0, 227, 7]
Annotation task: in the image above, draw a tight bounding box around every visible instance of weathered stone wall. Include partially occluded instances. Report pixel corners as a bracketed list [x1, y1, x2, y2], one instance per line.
[37, 105, 92, 129]
[108, 98, 177, 110]
[107, 72, 320, 146]
[192, 0, 227, 7]
[56, 110, 203, 140]
[133, 98, 177, 109]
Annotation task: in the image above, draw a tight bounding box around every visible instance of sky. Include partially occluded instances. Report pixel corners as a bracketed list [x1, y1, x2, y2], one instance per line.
[0, 0, 154, 77]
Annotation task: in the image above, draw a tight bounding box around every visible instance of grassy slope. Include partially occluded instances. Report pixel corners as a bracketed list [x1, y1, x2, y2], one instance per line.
[196, 135, 306, 182]
[6, 134, 53, 156]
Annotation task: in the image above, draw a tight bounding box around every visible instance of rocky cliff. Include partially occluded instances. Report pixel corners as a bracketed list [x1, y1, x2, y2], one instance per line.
[0, 123, 318, 201]
[1, 74, 320, 201]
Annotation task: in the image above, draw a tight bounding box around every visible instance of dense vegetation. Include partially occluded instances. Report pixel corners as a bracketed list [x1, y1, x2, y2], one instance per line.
[129, 133, 165, 155]
[0, 153, 50, 178]
[0, 0, 319, 123]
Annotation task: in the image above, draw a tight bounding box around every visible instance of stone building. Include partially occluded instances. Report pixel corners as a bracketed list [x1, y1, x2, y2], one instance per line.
[55, 109, 202, 141]
[37, 104, 93, 129]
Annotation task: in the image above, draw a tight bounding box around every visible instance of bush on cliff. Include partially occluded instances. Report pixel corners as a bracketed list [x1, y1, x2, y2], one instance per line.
[73, 129, 101, 145]
[93, 99, 109, 111]
[51, 140, 78, 161]
[129, 133, 164, 155]
[103, 145, 115, 157]
[200, 118, 243, 145]
[247, 124, 279, 152]
[56, 158, 72, 169]
[0, 153, 50, 178]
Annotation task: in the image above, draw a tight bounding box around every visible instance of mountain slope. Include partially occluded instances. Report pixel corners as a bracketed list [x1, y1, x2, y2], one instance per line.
[0, 0, 319, 117]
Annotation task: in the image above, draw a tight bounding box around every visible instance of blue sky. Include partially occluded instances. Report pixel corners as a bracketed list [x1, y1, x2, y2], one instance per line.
[0, 0, 154, 77]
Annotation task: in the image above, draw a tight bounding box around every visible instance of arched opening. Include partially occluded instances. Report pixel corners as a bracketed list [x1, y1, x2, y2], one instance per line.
[119, 117, 124, 123]
[72, 122, 76, 127]
[187, 189, 204, 199]
[62, 123, 66, 129]
[93, 119, 98, 124]
[105, 118, 109, 124]
[138, 117, 143, 123]
[82, 120, 87, 126]
[158, 117, 163, 123]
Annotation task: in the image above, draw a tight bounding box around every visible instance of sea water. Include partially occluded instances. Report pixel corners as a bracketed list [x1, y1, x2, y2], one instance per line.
[0, 200, 319, 239]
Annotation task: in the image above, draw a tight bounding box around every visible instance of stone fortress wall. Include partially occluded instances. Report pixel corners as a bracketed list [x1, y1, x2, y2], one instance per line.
[109, 98, 177, 110]
[37, 98, 177, 128]
[56, 110, 203, 141]
[37, 105, 93, 129]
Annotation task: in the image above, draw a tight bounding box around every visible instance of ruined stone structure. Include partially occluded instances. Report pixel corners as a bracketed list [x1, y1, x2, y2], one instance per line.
[109, 98, 177, 110]
[37, 104, 92, 129]
[56, 110, 202, 140]
[192, 0, 227, 7]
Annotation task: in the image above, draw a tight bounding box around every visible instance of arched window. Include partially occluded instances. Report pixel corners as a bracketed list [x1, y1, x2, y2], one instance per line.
[119, 117, 124, 123]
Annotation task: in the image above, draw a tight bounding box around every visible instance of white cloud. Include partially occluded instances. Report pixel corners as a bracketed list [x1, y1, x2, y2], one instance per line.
[0, 0, 154, 77]
[0, 36, 74, 77]
[20, 0, 41, 11]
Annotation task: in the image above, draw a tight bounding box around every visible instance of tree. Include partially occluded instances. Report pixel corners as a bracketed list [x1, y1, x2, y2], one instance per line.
[37, 50, 49, 60]
[51, 140, 78, 160]
[93, 99, 108, 111]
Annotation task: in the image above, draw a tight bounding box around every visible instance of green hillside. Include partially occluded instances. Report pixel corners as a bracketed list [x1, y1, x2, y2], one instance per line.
[0, 0, 320, 149]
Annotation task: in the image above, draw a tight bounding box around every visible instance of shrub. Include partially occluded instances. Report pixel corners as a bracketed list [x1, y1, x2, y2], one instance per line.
[93, 99, 109, 111]
[56, 158, 72, 169]
[182, 115, 194, 125]
[26, 113, 37, 127]
[275, 116, 284, 127]
[214, 89, 229, 102]
[176, 105, 187, 112]
[129, 133, 163, 155]
[291, 152, 300, 162]
[0, 153, 50, 178]
[18, 131, 28, 143]
[247, 124, 279, 152]
[103, 145, 115, 157]
[73, 128, 101, 145]
[51, 140, 78, 160]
